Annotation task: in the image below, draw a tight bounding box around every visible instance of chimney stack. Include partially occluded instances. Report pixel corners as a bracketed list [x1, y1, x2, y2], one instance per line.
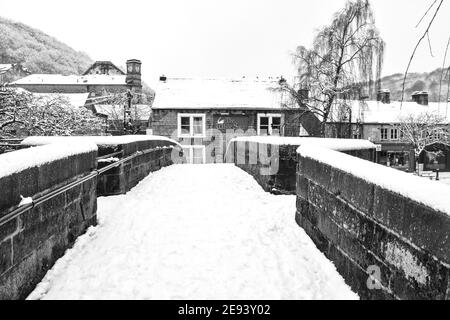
[377, 89, 390, 104]
[412, 91, 428, 106]
[298, 88, 309, 101]
[125, 59, 142, 90]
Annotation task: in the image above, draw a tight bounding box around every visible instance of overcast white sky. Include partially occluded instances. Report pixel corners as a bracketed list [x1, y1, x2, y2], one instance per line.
[0, 0, 449, 83]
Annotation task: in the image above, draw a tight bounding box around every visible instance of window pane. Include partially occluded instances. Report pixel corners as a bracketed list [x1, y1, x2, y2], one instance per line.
[180, 117, 190, 135]
[182, 147, 191, 164]
[181, 117, 190, 126]
[259, 117, 269, 135]
[192, 147, 204, 164]
[271, 117, 281, 135]
[260, 126, 269, 136]
[272, 117, 281, 126]
[193, 117, 203, 135]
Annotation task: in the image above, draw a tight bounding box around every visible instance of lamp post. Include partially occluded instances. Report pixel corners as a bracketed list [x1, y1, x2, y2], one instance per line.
[124, 90, 133, 134]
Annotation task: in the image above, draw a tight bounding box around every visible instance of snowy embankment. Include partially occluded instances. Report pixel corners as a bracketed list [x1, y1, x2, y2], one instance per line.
[0, 142, 97, 179]
[298, 145, 450, 216]
[21, 135, 180, 147]
[27, 164, 357, 300]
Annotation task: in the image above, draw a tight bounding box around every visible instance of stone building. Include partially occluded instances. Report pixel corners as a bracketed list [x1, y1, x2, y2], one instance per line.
[83, 61, 125, 76]
[0, 63, 30, 86]
[0, 64, 11, 85]
[9, 59, 148, 134]
[93, 104, 151, 135]
[11, 59, 143, 97]
[325, 90, 450, 171]
[150, 77, 320, 164]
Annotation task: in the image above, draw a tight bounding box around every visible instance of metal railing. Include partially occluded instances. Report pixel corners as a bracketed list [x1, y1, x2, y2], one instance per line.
[96, 150, 124, 161]
[0, 146, 174, 228]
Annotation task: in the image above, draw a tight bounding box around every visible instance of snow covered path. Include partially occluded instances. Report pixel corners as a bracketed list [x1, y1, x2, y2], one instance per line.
[28, 164, 357, 300]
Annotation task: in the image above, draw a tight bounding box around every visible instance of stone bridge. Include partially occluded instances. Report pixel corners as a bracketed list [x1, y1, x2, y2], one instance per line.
[0, 135, 448, 300]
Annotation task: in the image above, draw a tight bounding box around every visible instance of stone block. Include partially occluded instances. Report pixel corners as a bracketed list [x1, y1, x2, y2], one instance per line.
[373, 187, 405, 234]
[0, 218, 18, 243]
[0, 239, 12, 275]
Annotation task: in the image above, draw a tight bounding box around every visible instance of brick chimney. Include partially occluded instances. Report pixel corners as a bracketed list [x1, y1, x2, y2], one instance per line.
[412, 91, 428, 106]
[125, 59, 142, 89]
[298, 88, 309, 101]
[377, 89, 390, 104]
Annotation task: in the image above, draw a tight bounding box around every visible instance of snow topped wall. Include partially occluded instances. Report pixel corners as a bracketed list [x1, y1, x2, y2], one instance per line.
[296, 144, 450, 300]
[0, 142, 98, 300]
[228, 136, 376, 194]
[20, 135, 181, 196]
[0, 142, 97, 179]
[229, 136, 375, 151]
[21, 135, 179, 147]
[297, 145, 450, 216]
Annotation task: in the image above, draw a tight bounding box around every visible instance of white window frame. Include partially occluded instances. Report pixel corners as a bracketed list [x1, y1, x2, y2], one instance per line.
[182, 145, 206, 164]
[380, 128, 388, 141]
[390, 128, 399, 140]
[257, 113, 282, 136]
[177, 113, 206, 138]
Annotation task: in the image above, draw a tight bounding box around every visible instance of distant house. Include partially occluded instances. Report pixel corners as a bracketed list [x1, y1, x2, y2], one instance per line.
[9, 59, 148, 133]
[11, 59, 143, 97]
[93, 104, 151, 135]
[0, 64, 10, 85]
[326, 90, 450, 171]
[150, 77, 320, 164]
[83, 61, 125, 76]
[0, 63, 30, 86]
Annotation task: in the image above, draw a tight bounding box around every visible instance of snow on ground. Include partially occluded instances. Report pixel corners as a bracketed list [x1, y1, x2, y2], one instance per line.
[27, 164, 357, 300]
[421, 171, 450, 186]
[438, 175, 450, 186]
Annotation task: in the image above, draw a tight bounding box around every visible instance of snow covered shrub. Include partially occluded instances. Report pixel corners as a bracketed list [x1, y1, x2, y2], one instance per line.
[0, 88, 104, 137]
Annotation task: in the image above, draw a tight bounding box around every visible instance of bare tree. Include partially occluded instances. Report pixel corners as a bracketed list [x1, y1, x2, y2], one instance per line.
[395, 111, 450, 173]
[278, 0, 384, 136]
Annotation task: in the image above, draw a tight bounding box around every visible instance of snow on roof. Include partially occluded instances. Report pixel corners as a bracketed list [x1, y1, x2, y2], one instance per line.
[151, 77, 293, 110]
[0, 142, 97, 179]
[0, 88, 89, 108]
[0, 64, 12, 74]
[21, 135, 179, 147]
[12, 74, 127, 86]
[33, 92, 90, 108]
[297, 144, 450, 216]
[93, 104, 151, 121]
[230, 136, 375, 151]
[328, 100, 450, 124]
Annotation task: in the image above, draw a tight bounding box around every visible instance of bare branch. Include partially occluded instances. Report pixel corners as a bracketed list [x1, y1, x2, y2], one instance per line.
[401, 0, 444, 105]
[439, 36, 450, 107]
[416, 0, 439, 28]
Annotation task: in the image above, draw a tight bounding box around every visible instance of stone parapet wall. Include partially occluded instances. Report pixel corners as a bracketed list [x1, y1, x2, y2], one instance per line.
[296, 146, 450, 300]
[0, 136, 180, 299]
[0, 144, 97, 300]
[228, 137, 376, 194]
[96, 139, 179, 196]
